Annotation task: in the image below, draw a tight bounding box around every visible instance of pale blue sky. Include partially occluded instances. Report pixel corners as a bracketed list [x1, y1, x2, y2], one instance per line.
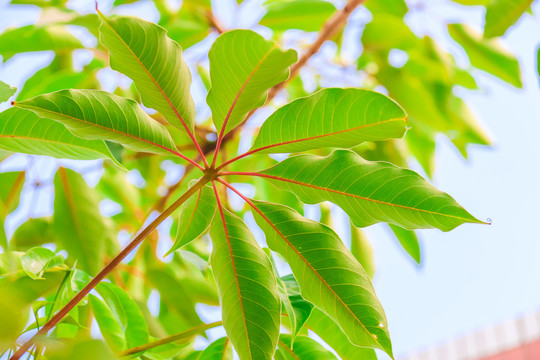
[1, 0, 540, 359]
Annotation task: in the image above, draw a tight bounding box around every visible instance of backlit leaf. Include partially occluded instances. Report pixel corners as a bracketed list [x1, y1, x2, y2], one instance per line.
[252, 200, 393, 356]
[448, 23, 522, 87]
[14, 89, 179, 156]
[0, 107, 120, 163]
[208, 30, 297, 134]
[261, 0, 336, 32]
[350, 226, 375, 279]
[0, 170, 25, 250]
[0, 80, 16, 103]
[98, 14, 196, 132]
[252, 88, 407, 154]
[21, 247, 64, 279]
[388, 224, 421, 264]
[259, 150, 485, 231]
[199, 337, 233, 360]
[484, 0, 533, 37]
[275, 334, 338, 360]
[210, 206, 280, 360]
[277, 274, 313, 344]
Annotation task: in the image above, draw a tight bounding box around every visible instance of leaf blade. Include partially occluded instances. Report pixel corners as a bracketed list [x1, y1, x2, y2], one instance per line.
[484, 0, 533, 37]
[207, 30, 297, 134]
[258, 150, 484, 231]
[0, 80, 16, 103]
[252, 88, 407, 154]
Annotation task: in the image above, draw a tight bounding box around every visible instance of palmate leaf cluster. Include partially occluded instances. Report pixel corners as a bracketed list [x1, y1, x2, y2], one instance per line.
[0, 0, 531, 359]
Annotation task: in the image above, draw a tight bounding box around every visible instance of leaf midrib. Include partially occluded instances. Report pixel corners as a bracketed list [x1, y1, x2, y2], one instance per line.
[16, 103, 179, 156]
[0, 134, 108, 154]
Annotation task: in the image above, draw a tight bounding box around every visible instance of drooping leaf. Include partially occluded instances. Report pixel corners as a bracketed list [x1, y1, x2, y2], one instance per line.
[277, 274, 313, 344]
[89, 295, 127, 352]
[251, 88, 407, 154]
[261, 0, 336, 32]
[207, 30, 297, 134]
[350, 225, 375, 279]
[0, 25, 84, 61]
[259, 150, 485, 231]
[275, 334, 338, 360]
[210, 206, 280, 360]
[448, 23, 522, 87]
[252, 200, 393, 356]
[98, 14, 196, 132]
[362, 14, 417, 50]
[0, 80, 16, 103]
[96, 281, 150, 349]
[21, 247, 64, 279]
[484, 0, 533, 37]
[307, 309, 378, 360]
[53, 167, 114, 275]
[0, 170, 25, 250]
[14, 89, 179, 156]
[0, 107, 120, 163]
[168, 184, 216, 255]
[10, 217, 55, 250]
[199, 337, 233, 360]
[388, 224, 421, 264]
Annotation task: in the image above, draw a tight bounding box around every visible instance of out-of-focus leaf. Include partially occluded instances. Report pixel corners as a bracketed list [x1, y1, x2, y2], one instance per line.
[0, 108, 121, 163]
[362, 14, 417, 50]
[98, 14, 196, 132]
[252, 88, 407, 154]
[0, 80, 16, 103]
[261, 0, 336, 32]
[199, 337, 233, 360]
[260, 150, 485, 231]
[0, 170, 25, 249]
[448, 23, 522, 87]
[388, 224, 421, 265]
[96, 282, 149, 349]
[208, 30, 297, 134]
[365, 0, 408, 17]
[53, 167, 113, 275]
[14, 89, 178, 156]
[484, 0, 533, 37]
[21, 247, 64, 279]
[275, 334, 338, 360]
[44, 339, 117, 360]
[168, 184, 216, 254]
[165, 17, 210, 49]
[307, 309, 378, 360]
[253, 200, 393, 356]
[350, 225, 375, 279]
[0, 25, 84, 61]
[210, 207, 280, 360]
[89, 295, 126, 352]
[451, 0, 489, 4]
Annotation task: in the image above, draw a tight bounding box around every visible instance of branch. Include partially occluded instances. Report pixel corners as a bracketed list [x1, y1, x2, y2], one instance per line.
[10, 174, 214, 360]
[119, 321, 222, 357]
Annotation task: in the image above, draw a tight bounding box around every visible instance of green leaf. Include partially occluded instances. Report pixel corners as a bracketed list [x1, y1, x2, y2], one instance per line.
[21, 247, 64, 279]
[207, 30, 297, 134]
[210, 207, 280, 360]
[98, 14, 196, 132]
[0, 25, 84, 61]
[259, 150, 485, 231]
[44, 339, 117, 360]
[261, 0, 336, 32]
[251, 88, 407, 154]
[307, 309, 378, 360]
[365, 0, 408, 17]
[275, 334, 338, 360]
[0, 80, 16, 103]
[484, 0, 533, 37]
[14, 89, 179, 156]
[0, 171, 25, 250]
[0, 107, 121, 163]
[451, 0, 489, 5]
[277, 274, 313, 344]
[252, 200, 393, 357]
[362, 14, 417, 50]
[168, 184, 216, 255]
[448, 23, 522, 87]
[350, 226, 375, 279]
[199, 337, 233, 360]
[96, 281, 150, 349]
[10, 217, 55, 250]
[89, 295, 127, 352]
[53, 167, 113, 275]
[388, 224, 421, 264]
